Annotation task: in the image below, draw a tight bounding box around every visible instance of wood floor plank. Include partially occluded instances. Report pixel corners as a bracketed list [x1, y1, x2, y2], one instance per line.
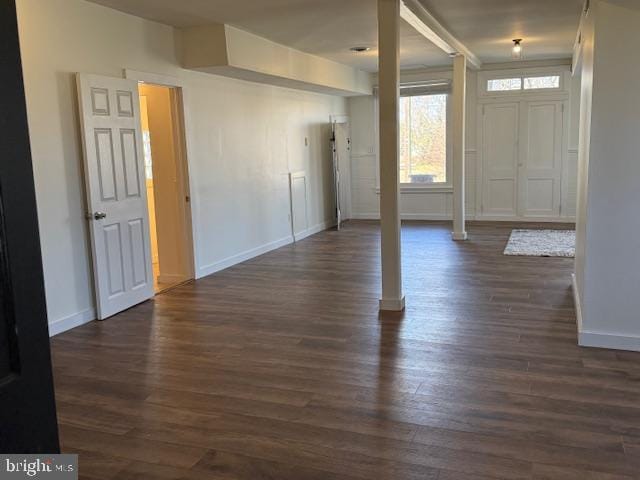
[59, 424, 208, 469]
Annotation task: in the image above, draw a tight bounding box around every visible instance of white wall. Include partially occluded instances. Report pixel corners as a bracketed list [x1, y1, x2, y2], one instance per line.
[16, 0, 345, 334]
[348, 64, 578, 221]
[574, 0, 640, 351]
[573, 2, 595, 318]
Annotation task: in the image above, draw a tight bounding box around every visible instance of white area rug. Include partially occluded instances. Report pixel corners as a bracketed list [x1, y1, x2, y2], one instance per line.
[504, 229, 575, 257]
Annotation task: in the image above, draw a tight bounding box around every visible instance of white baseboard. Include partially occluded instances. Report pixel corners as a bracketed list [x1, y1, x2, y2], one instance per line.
[198, 220, 333, 279]
[573, 273, 640, 352]
[198, 235, 294, 279]
[351, 213, 452, 221]
[379, 296, 406, 311]
[402, 213, 451, 221]
[48, 308, 95, 337]
[294, 219, 336, 242]
[475, 215, 576, 223]
[571, 273, 583, 332]
[351, 213, 574, 223]
[579, 331, 640, 352]
[351, 213, 380, 220]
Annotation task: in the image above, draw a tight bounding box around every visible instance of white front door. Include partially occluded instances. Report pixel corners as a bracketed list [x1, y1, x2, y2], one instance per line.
[519, 100, 564, 217]
[481, 102, 520, 217]
[77, 74, 154, 319]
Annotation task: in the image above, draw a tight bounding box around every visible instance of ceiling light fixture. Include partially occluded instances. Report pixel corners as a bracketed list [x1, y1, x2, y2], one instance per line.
[349, 46, 371, 53]
[512, 39, 523, 60]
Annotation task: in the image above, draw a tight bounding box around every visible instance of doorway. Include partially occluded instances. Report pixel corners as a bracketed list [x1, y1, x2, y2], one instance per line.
[331, 117, 352, 227]
[138, 83, 194, 293]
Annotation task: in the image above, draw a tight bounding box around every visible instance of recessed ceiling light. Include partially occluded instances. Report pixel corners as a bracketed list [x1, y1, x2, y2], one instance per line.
[349, 46, 371, 53]
[512, 39, 523, 60]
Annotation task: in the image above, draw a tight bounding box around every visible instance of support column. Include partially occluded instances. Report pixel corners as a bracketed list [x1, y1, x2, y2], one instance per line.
[451, 54, 467, 240]
[378, 0, 405, 311]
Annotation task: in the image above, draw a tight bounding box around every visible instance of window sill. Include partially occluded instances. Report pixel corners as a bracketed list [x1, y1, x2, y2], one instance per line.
[375, 185, 453, 194]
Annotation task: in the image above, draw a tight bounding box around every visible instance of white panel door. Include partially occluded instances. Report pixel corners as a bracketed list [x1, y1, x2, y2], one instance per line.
[519, 101, 563, 217]
[289, 171, 308, 240]
[77, 74, 153, 319]
[481, 103, 520, 217]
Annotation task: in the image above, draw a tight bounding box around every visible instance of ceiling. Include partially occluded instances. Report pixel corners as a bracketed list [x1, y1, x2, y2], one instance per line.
[86, 0, 584, 71]
[418, 0, 584, 64]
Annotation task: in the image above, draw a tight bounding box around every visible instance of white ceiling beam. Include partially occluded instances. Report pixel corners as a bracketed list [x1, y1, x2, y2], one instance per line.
[400, 0, 482, 69]
[180, 24, 373, 96]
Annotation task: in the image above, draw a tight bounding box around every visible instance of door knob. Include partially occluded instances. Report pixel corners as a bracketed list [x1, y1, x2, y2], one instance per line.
[93, 212, 107, 220]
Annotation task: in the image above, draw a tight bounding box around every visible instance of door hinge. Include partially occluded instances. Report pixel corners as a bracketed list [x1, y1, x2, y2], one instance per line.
[185, 195, 190, 203]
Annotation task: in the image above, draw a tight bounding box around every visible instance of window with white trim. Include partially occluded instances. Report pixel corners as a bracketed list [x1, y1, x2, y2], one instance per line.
[523, 75, 560, 90]
[399, 92, 448, 184]
[487, 74, 561, 93]
[487, 78, 521, 92]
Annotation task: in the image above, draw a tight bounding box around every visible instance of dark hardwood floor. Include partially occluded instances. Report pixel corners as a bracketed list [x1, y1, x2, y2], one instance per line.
[50, 221, 640, 480]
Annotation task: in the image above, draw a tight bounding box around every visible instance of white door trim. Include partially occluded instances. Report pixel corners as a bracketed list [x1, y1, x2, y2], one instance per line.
[124, 69, 197, 280]
[329, 115, 352, 223]
[477, 93, 570, 221]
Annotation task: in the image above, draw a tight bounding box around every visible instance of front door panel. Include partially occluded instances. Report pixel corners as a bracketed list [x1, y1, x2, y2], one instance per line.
[482, 102, 519, 217]
[520, 101, 563, 217]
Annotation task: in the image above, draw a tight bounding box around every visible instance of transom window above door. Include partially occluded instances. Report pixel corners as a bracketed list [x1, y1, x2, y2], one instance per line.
[399, 93, 449, 185]
[487, 74, 561, 93]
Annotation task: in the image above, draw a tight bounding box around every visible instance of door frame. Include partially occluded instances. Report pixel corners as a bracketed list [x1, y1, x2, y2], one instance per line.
[329, 114, 352, 222]
[124, 69, 197, 282]
[476, 91, 570, 222]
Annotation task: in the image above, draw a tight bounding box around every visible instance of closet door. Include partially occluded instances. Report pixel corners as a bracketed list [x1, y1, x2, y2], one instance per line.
[481, 102, 520, 217]
[519, 100, 564, 217]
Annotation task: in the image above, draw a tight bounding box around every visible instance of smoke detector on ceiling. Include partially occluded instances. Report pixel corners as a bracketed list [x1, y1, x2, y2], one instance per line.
[349, 46, 371, 53]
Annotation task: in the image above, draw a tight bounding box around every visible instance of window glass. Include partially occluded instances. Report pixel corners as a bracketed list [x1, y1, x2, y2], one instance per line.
[523, 75, 560, 90]
[142, 132, 153, 180]
[399, 94, 447, 184]
[487, 78, 522, 92]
